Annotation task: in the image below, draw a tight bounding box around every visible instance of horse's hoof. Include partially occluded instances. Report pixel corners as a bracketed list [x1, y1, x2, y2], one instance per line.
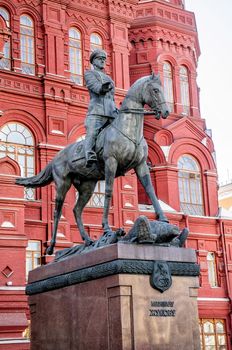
[115, 228, 126, 237]
[46, 246, 54, 255]
[84, 238, 94, 247]
[103, 228, 113, 236]
[178, 228, 189, 247]
[158, 216, 169, 223]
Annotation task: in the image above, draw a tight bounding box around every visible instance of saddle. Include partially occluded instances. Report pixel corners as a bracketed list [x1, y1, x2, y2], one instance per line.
[72, 125, 109, 164]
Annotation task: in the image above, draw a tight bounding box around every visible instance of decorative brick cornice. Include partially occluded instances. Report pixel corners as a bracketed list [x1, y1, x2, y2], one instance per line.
[134, 2, 195, 29]
[108, 0, 138, 21]
[130, 27, 195, 49]
[130, 1, 200, 57]
[66, 9, 107, 27]
[14, 0, 41, 5]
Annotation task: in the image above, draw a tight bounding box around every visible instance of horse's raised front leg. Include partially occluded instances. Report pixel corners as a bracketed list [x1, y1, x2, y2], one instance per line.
[102, 157, 118, 233]
[46, 176, 71, 255]
[135, 161, 168, 222]
[73, 180, 97, 246]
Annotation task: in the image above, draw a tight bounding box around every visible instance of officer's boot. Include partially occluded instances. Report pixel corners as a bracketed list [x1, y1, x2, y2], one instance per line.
[84, 135, 97, 167]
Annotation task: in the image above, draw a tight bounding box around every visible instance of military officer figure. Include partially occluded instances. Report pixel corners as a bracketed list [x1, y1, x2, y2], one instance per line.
[84, 49, 118, 167]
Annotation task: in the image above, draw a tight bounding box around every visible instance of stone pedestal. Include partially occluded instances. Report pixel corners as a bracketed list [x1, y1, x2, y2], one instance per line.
[27, 244, 201, 350]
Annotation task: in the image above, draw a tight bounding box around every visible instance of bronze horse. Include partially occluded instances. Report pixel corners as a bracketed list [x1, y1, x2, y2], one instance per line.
[16, 74, 170, 254]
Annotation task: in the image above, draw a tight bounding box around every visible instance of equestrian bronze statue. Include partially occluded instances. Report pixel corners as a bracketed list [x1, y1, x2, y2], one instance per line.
[84, 49, 118, 167]
[16, 72, 170, 255]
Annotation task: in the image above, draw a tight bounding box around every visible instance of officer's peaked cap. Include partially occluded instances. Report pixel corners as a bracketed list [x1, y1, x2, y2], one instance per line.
[90, 49, 107, 64]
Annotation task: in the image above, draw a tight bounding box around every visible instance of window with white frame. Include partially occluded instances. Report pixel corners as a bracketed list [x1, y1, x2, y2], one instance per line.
[199, 319, 227, 350]
[0, 7, 11, 70]
[207, 252, 218, 287]
[75, 180, 105, 208]
[0, 122, 35, 200]
[20, 15, 35, 75]
[180, 65, 190, 115]
[87, 181, 105, 208]
[163, 61, 174, 112]
[26, 240, 41, 280]
[90, 33, 103, 52]
[178, 155, 204, 215]
[69, 28, 83, 85]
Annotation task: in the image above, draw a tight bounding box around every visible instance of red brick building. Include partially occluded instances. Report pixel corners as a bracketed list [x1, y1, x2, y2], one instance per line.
[0, 0, 231, 349]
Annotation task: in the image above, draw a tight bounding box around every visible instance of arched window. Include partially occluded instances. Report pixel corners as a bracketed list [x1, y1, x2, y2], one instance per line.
[180, 65, 190, 115]
[207, 252, 218, 287]
[20, 15, 35, 75]
[0, 7, 11, 70]
[69, 28, 83, 85]
[199, 319, 227, 350]
[0, 122, 35, 199]
[90, 33, 103, 52]
[178, 155, 204, 215]
[163, 61, 174, 112]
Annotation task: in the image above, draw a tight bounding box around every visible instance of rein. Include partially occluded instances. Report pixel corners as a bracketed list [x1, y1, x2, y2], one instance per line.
[120, 90, 167, 116]
[120, 101, 167, 116]
[111, 123, 143, 147]
[112, 124, 144, 172]
[120, 108, 159, 115]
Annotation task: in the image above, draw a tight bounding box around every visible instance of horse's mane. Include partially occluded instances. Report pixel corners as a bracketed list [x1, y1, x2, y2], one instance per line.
[129, 75, 152, 90]
[125, 73, 161, 97]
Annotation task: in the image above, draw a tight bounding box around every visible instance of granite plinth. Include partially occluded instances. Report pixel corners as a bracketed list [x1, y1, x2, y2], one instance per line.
[27, 243, 201, 350]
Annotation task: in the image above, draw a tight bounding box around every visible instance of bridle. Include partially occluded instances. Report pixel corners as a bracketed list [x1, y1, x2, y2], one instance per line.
[120, 87, 167, 118]
[120, 107, 159, 115]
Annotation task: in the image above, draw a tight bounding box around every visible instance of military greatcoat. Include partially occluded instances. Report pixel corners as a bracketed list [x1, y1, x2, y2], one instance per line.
[84, 69, 117, 118]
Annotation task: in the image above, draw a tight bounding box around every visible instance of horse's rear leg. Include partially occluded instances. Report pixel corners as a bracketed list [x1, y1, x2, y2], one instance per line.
[102, 158, 118, 233]
[135, 161, 168, 222]
[46, 177, 71, 255]
[73, 180, 97, 245]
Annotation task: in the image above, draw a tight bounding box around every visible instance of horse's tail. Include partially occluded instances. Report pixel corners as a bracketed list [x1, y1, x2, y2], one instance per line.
[15, 162, 53, 188]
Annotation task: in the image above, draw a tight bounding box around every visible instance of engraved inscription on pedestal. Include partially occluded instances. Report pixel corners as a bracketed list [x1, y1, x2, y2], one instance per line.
[149, 300, 176, 317]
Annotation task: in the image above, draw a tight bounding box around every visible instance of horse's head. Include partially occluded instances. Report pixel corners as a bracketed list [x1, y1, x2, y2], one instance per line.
[143, 73, 170, 120]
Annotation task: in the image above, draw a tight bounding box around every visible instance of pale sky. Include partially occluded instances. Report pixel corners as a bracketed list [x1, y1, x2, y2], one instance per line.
[185, 0, 232, 184]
